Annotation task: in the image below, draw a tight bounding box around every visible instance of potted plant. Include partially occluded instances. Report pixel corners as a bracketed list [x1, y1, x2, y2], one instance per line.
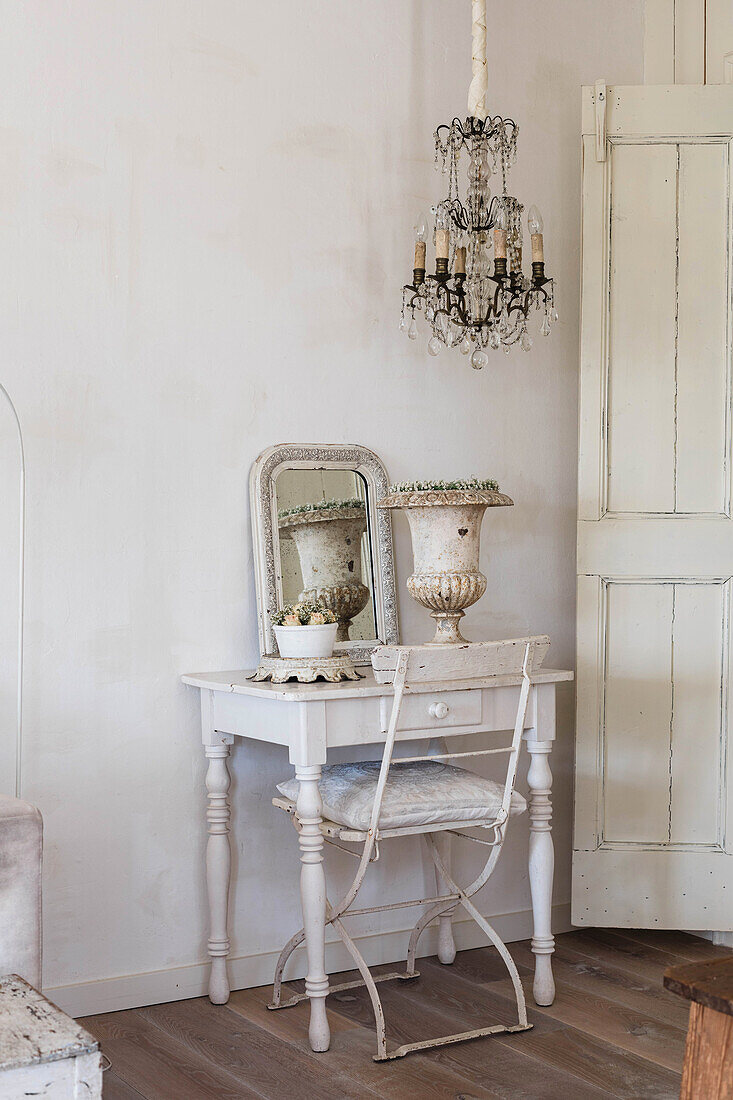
[271, 602, 340, 659]
[378, 478, 513, 645]
[278, 498, 370, 642]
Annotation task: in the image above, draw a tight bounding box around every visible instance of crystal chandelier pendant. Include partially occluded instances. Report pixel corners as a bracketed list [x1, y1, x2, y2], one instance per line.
[400, 0, 554, 368]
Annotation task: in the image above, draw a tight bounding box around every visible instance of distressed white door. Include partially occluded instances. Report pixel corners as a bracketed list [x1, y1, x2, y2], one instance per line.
[574, 84, 733, 930]
[644, 0, 733, 85]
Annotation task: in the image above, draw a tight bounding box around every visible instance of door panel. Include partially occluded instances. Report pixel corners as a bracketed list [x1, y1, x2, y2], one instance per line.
[575, 84, 733, 929]
[606, 139, 730, 516]
[597, 578, 726, 849]
[607, 143, 677, 515]
[670, 581, 726, 845]
[706, 0, 733, 83]
[676, 142, 730, 513]
[603, 581, 673, 844]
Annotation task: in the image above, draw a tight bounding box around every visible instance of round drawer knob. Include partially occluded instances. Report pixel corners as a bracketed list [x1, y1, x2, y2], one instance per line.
[429, 701, 449, 720]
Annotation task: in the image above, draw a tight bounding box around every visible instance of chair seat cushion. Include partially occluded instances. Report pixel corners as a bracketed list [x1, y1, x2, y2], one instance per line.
[276, 760, 526, 832]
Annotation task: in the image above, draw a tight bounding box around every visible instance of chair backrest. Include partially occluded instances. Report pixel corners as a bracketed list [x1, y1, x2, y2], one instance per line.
[371, 635, 550, 686]
[362, 637, 549, 842]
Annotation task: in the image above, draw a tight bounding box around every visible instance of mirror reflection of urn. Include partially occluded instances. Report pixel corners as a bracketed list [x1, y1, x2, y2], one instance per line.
[278, 502, 370, 642]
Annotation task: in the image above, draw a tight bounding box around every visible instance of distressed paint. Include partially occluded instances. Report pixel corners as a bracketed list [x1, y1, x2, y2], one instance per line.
[575, 83, 733, 930]
[378, 489, 513, 645]
[0, 975, 102, 1098]
[250, 654, 361, 683]
[268, 640, 538, 1059]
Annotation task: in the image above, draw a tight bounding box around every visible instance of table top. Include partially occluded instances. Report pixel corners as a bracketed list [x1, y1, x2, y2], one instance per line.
[182, 666, 574, 703]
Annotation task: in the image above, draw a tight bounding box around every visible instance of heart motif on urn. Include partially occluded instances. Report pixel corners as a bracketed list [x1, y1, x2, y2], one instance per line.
[378, 479, 513, 644]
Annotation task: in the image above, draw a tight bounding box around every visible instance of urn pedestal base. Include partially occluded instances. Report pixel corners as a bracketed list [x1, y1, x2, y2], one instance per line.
[428, 611, 468, 646]
[407, 569, 487, 645]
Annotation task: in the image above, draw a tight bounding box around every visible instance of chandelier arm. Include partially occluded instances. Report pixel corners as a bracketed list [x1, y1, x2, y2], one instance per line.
[468, 0, 488, 121]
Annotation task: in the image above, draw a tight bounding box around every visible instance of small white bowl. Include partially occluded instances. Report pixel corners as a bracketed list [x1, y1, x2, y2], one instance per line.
[273, 622, 339, 659]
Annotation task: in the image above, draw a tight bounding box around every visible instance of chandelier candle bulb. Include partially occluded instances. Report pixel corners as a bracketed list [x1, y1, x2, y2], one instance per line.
[435, 229, 450, 260]
[493, 227, 508, 259]
[528, 204, 545, 266]
[528, 206, 544, 263]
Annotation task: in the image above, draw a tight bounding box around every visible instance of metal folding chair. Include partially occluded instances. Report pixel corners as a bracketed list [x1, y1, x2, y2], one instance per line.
[269, 636, 546, 1060]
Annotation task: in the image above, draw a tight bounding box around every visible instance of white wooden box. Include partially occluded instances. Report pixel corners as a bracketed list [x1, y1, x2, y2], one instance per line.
[0, 975, 102, 1098]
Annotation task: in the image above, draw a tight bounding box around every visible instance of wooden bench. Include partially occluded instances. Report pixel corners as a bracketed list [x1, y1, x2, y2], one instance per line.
[664, 955, 733, 1099]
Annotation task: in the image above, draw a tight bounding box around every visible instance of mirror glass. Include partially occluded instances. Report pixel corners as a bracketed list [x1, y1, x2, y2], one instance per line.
[274, 469, 377, 643]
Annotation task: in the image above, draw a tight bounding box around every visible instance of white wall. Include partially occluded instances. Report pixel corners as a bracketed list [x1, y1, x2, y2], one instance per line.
[0, 1, 643, 1014]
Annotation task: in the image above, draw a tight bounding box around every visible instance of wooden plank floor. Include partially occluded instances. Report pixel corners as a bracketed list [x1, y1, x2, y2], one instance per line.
[81, 928, 732, 1100]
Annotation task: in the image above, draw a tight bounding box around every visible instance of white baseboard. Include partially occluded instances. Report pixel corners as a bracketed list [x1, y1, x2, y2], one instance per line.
[46, 902, 571, 1019]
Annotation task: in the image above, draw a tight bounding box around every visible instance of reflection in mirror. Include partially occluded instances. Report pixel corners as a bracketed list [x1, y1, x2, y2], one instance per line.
[275, 469, 376, 643]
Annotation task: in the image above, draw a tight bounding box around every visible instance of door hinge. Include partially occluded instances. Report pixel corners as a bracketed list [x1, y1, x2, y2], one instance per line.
[594, 79, 607, 162]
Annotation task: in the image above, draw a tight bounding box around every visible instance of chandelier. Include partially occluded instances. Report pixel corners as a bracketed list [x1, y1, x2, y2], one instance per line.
[400, 0, 557, 368]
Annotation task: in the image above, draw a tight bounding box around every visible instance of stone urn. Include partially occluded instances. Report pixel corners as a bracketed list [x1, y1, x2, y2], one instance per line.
[377, 487, 513, 645]
[278, 505, 370, 642]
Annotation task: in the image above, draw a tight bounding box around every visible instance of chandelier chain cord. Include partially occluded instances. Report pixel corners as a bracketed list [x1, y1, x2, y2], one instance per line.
[468, 0, 488, 121]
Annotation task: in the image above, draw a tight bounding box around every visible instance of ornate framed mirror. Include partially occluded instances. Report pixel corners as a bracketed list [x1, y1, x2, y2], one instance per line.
[250, 444, 399, 663]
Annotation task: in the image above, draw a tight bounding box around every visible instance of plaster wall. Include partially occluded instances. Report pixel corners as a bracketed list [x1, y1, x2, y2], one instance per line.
[0, 0, 643, 1013]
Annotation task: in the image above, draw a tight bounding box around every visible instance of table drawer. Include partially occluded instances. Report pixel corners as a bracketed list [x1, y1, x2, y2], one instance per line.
[393, 689, 482, 731]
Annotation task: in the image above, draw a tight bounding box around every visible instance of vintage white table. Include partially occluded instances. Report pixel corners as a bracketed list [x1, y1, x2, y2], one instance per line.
[183, 664, 572, 1050]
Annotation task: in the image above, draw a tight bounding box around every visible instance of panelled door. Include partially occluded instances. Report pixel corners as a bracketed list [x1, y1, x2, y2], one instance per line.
[574, 85, 733, 929]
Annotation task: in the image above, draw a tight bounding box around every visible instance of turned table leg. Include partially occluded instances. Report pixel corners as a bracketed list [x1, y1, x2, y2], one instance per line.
[432, 832, 457, 965]
[428, 737, 456, 965]
[205, 743, 232, 1005]
[526, 739, 555, 1006]
[296, 764, 330, 1052]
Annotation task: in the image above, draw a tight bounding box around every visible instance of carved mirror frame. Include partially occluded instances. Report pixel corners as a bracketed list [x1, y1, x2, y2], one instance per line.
[250, 443, 399, 663]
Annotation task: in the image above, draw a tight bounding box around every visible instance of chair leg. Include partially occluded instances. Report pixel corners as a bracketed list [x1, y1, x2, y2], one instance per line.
[269, 919, 417, 1014]
[331, 916, 388, 1060]
[405, 829, 501, 978]
[405, 897, 456, 977]
[425, 833, 528, 1028]
[268, 927, 306, 1009]
[457, 892, 528, 1027]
